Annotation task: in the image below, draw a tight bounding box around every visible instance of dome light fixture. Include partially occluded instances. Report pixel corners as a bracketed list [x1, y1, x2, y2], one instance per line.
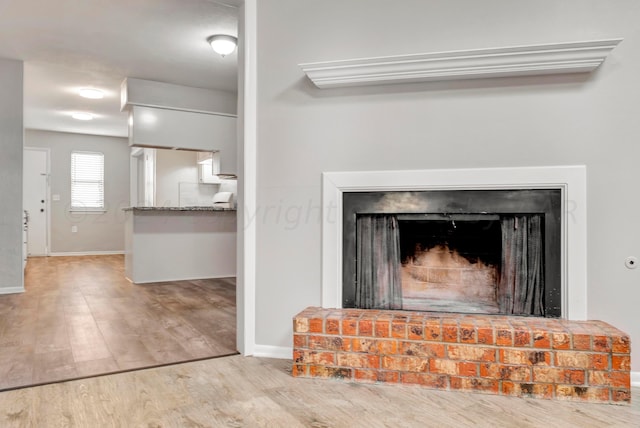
[79, 88, 104, 99]
[71, 112, 94, 121]
[207, 34, 237, 57]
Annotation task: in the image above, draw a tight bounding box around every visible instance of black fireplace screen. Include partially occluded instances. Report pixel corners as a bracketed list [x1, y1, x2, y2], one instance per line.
[343, 190, 561, 317]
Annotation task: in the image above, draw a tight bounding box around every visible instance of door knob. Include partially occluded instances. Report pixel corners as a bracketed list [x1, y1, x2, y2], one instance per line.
[40, 209, 44, 212]
[41, 200, 45, 203]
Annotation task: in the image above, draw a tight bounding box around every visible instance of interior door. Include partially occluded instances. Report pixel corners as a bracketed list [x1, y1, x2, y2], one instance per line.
[23, 148, 49, 256]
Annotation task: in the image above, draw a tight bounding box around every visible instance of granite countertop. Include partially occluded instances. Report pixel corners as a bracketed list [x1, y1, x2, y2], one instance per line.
[123, 206, 236, 212]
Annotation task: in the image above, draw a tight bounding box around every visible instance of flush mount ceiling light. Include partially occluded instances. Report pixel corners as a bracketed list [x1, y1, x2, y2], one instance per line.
[207, 34, 237, 57]
[79, 88, 104, 99]
[71, 112, 94, 121]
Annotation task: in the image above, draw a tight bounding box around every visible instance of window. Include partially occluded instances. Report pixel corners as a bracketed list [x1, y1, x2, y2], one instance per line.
[71, 151, 104, 211]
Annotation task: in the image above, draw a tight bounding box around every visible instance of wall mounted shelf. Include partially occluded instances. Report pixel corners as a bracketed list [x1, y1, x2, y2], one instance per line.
[300, 39, 623, 88]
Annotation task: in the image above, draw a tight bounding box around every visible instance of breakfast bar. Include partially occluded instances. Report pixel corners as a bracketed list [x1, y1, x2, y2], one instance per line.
[123, 206, 236, 284]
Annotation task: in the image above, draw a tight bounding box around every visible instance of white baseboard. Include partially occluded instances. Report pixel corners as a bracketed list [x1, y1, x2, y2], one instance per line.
[632, 371, 640, 388]
[252, 345, 292, 359]
[49, 251, 125, 257]
[0, 287, 25, 295]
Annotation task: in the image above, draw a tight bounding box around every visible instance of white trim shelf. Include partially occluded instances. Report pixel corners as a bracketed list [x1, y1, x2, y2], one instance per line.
[300, 39, 622, 88]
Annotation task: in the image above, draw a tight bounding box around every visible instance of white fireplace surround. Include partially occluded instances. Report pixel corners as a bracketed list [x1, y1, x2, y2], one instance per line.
[321, 165, 587, 320]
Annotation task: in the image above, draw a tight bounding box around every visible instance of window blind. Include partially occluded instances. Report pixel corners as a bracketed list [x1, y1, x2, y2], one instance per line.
[71, 151, 104, 210]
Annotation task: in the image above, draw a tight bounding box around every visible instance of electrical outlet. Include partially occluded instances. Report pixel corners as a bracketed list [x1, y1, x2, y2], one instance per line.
[71, 225, 78, 233]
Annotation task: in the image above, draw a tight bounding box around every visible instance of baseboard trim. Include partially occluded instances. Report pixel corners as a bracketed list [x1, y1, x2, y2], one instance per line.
[252, 345, 292, 359]
[49, 251, 125, 257]
[0, 287, 25, 295]
[632, 371, 640, 387]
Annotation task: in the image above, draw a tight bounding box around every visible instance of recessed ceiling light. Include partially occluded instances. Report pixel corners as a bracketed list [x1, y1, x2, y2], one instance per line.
[71, 112, 94, 121]
[79, 88, 104, 99]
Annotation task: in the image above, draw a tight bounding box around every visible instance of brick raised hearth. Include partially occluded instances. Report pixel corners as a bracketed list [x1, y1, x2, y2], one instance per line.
[292, 307, 631, 404]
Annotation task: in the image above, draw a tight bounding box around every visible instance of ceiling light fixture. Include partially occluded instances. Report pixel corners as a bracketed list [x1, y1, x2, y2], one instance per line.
[71, 112, 94, 121]
[207, 34, 237, 57]
[79, 88, 104, 99]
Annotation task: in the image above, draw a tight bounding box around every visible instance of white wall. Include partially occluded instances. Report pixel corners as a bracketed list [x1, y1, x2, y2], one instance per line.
[253, 0, 640, 370]
[0, 58, 23, 293]
[25, 130, 130, 254]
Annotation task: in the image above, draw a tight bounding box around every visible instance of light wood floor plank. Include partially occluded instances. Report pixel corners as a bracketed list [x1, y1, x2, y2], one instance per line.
[1, 356, 637, 427]
[0, 255, 236, 391]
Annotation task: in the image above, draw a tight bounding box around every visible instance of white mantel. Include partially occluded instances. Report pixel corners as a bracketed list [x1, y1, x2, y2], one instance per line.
[321, 166, 587, 320]
[301, 39, 622, 88]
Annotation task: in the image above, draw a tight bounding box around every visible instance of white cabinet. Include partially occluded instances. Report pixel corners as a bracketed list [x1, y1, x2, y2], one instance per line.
[217, 137, 236, 176]
[129, 106, 237, 174]
[197, 148, 237, 181]
[122, 78, 238, 175]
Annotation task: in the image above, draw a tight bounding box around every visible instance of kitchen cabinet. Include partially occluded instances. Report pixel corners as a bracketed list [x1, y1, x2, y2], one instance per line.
[198, 151, 237, 183]
[129, 105, 237, 175]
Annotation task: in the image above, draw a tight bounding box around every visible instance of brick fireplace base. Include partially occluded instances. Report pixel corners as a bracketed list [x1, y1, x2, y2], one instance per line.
[292, 307, 631, 404]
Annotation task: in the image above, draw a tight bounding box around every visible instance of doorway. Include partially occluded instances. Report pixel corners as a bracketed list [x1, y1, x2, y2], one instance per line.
[23, 147, 50, 256]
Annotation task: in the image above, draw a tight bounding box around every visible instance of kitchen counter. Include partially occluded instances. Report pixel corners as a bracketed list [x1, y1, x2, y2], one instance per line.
[124, 207, 236, 284]
[123, 206, 236, 212]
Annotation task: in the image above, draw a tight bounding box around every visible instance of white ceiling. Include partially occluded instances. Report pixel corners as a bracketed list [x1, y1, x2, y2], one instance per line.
[0, 0, 241, 138]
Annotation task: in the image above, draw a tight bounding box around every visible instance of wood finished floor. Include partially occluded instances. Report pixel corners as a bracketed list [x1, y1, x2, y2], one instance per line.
[0, 255, 236, 391]
[0, 356, 638, 427]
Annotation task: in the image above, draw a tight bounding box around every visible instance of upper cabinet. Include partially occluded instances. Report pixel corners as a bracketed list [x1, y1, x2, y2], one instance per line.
[122, 78, 238, 175]
[129, 105, 236, 154]
[197, 150, 237, 182]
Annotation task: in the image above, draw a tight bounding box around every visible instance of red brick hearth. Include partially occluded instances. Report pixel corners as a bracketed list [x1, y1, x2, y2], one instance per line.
[292, 307, 631, 404]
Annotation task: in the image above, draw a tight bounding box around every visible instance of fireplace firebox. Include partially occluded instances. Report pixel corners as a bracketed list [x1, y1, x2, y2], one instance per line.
[343, 189, 561, 317]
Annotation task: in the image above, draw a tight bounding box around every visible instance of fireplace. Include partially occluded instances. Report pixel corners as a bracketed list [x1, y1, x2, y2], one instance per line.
[320, 166, 588, 320]
[342, 189, 562, 317]
[295, 167, 630, 404]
